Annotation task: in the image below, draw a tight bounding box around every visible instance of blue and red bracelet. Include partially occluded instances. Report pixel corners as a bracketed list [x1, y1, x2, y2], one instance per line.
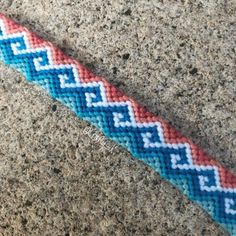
[0, 14, 235, 235]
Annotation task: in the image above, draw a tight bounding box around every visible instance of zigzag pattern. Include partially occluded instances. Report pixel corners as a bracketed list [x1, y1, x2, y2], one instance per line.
[0, 14, 235, 235]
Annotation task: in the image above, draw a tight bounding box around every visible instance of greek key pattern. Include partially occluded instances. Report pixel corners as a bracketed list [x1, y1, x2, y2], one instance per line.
[0, 14, 235, 235]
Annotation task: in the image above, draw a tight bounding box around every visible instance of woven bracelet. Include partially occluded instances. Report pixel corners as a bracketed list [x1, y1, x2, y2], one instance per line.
[0, 13, 235, 235]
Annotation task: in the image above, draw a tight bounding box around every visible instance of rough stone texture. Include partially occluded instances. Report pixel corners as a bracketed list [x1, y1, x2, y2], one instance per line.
[0, 0, 235, 235]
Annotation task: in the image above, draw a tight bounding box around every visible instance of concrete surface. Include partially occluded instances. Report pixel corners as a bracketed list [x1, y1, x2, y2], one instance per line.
[0, 0, 235, 235]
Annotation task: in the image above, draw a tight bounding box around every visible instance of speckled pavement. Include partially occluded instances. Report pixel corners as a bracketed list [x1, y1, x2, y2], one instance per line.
[0, 1, 235, 235]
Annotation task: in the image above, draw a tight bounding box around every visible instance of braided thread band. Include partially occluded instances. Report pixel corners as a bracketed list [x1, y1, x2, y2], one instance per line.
[0, 14, 235, 234]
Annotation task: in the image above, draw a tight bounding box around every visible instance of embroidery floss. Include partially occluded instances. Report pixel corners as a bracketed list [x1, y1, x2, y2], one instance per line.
[0, 14, 235, 235]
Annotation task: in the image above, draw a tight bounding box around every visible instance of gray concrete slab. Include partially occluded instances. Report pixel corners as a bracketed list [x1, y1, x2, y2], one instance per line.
[0, 0, 235, 235]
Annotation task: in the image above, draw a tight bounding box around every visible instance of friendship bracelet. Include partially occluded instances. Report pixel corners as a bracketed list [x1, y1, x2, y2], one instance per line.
[0, 13, 235, 235]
